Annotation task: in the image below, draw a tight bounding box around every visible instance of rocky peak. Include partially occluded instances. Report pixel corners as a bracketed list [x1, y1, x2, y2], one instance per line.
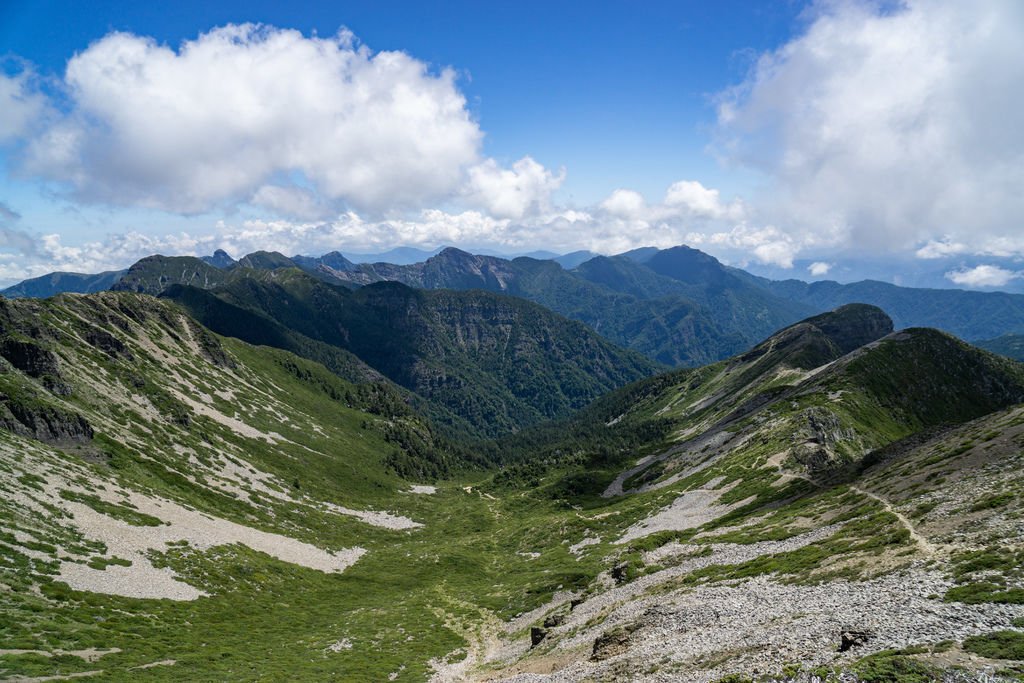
[201, 249, 236, 269]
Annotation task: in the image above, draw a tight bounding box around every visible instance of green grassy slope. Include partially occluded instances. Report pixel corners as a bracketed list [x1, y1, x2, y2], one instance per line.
[0, 292, 618, 681]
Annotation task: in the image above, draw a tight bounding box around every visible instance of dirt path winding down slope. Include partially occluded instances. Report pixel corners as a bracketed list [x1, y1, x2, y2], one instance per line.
[849, 485, 939, 557]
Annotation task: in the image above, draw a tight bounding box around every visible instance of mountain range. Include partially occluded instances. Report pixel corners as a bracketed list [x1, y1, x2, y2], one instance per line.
[9, 245, 1024, 358]
[11, 243, 1015, 371]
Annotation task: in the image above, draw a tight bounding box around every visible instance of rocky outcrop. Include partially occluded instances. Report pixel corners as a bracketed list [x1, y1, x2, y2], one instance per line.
[792, 406, 862, 475]
[591, 624, 637, 661]
[81, 325, 134, 361]
[0, 337, 60, 378]
[0, 397, 93, 444]
[839, 629, 873, 652]
[530, 627, 548, 648]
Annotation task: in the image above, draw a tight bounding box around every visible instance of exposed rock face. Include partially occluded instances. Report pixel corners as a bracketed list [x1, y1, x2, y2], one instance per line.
[530, 627, 548, 648]
[591, 625, 636, 661]
[81, 325, 134, 361]
[543, 613, 566, 628]
[839, 629, 873, 652]
[793, 406, 862, 475]
[0, 338, 61, 379]
[0, 399, 93, 444]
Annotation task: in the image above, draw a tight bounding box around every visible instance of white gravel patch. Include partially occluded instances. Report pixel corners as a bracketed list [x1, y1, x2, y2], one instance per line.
[326, 638, 353, 652]
[568, 537, 599, 557]
[408, 485, 437, 494]
[169, 386, 281, 443]
[498, 569, 1024, 682]
[617, 484, 753, 544]
[56, 490, 366, 600]
[321, 502, 422, 530]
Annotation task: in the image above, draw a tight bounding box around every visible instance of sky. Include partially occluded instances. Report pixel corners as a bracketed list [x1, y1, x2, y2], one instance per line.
[0, 0, 1023, 288]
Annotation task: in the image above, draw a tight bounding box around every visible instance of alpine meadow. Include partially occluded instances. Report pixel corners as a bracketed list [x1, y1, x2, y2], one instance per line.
[1, 2, 1024, 682]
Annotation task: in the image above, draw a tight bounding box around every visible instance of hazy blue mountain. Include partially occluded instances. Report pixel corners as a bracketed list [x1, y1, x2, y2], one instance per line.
[976, 333, 1024, 360]
[344, 246, 444, 264]
[553, 250, 597, 269]
[751, 276, 1024, 341]
[0, 270, 125, 298]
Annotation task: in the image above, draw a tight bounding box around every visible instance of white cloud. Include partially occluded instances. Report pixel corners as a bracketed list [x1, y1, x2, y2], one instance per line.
[916, 238, 969, 259]
[663, 180, 744, 221]
[464, 156, 565, 219]
[599, 189, 648, 220]
[21, 24, 482, 214]
[808, 261, 832, 276]
[717, 1, 1024, 256]
[700, 224, 798, 268]
[0, 69, 48, 143]
[945, 264, 1020, 288]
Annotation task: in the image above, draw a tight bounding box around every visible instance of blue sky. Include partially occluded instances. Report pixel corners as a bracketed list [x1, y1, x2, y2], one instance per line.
[1, 1, 1023, 288]
[1, 1, 800, 201]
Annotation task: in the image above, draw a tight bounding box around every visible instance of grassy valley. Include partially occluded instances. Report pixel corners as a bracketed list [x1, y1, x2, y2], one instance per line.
[1, 294, 1023, 681]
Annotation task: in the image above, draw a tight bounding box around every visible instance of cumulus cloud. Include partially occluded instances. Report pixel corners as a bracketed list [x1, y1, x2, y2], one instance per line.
[945, 264, 1020, 288]
[464, 156, 565, 220]
[664, 180, 744, 221]
[599, 189, 648, 220]
[686, 224, 798, 268]
[717, 0, 1024, 257]
[808, 261, 832, 276]
[595, 180, 744, 226]
[916, 238, 969, 259]
[20, 24, 483, 214]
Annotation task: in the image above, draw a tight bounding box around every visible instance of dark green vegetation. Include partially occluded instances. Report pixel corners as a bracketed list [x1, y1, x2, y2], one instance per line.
[0, 292, 615, 680]
[149, 266, 661, 438]
[319, 246, 816, 366]
[13, 243, 1024, 364]
[962, 631, 1024, 660]
[945, 546, 1024, 604]
[494, 304, 1024, 495]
